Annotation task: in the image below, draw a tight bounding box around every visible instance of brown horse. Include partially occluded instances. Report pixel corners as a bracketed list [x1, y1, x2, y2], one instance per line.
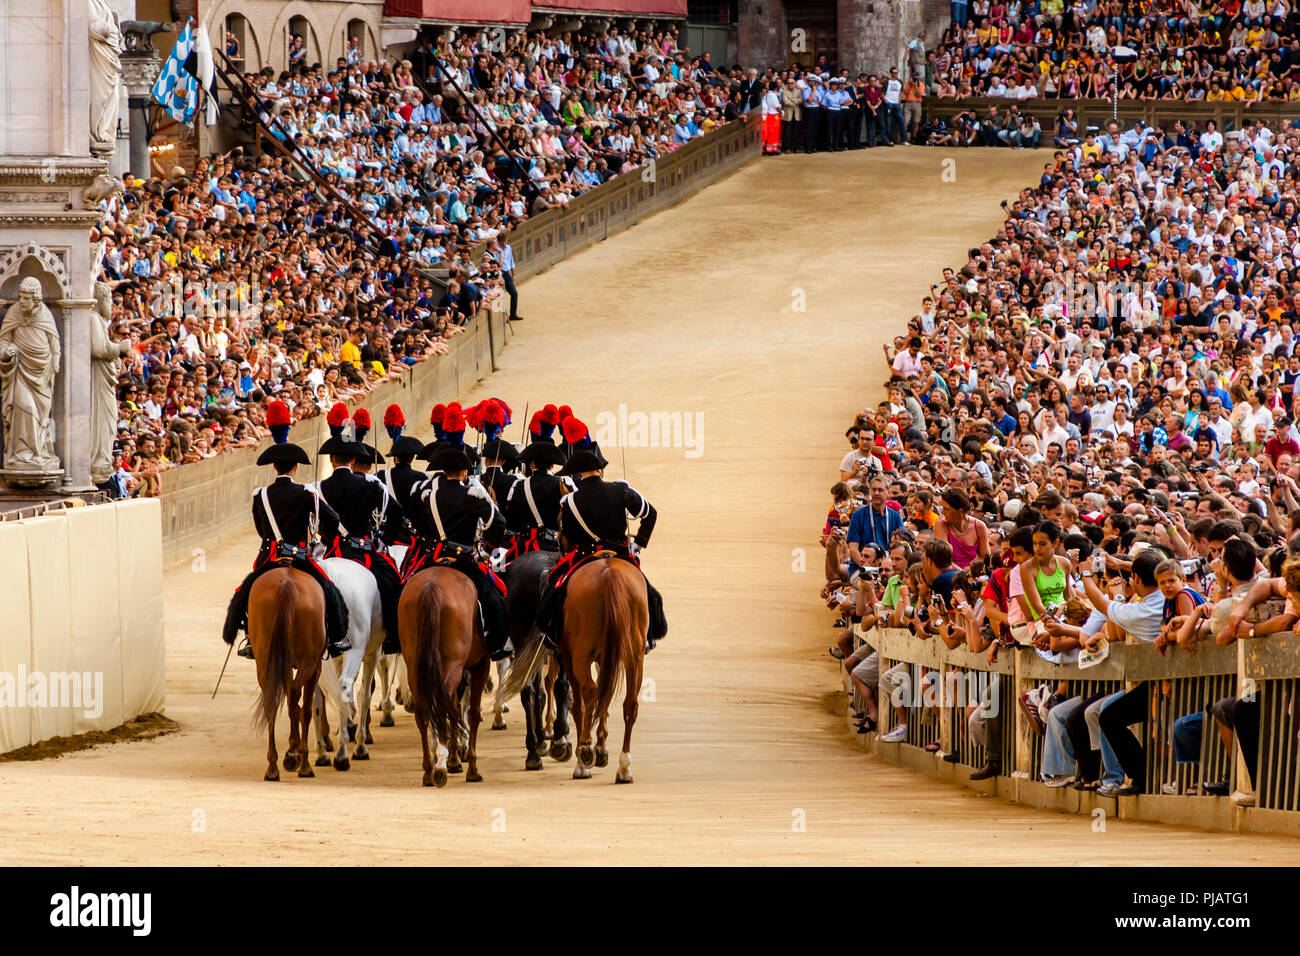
[249, 567, 327, 781]
[398, 566, 490, 787]
[559, 557, 647, 783]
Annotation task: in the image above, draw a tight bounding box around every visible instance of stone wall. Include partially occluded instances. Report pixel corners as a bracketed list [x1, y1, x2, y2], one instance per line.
[737, 0, 789, 70]
[838, 0, 923, 76]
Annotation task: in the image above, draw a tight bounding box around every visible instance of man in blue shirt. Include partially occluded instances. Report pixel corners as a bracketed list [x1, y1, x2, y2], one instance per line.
[846, 475, 904, 578]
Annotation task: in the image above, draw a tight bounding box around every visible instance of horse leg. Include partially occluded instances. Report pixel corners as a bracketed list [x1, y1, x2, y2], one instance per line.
[355, 648, 378, 758]
[416, 711, 436, 788]
[569, 654, 597, 780]
[432, 734, 449, 788]
[465, 655, 489, 782]
[491, 658, 509, 730]
[312, 688, 331, 767]
[521, 674, 544, 771]
[265, 700, 280, 782]
[298, 671, 318, 778]
[376, 654, 396, 727]
[617, 653, 643, 784]
[445, 667, 466, 774]
[340, 646, 363, 744]
[543, 661, 556, 740]
[283, 677, 302, 773]
[595, 707, 609, 768]
[551, 666, 573, 762]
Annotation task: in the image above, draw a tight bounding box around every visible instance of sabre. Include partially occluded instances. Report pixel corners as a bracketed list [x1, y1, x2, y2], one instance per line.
[519, 402, 529, 446]
[621, 442, 627, 480]
[212, 640, 234, 699]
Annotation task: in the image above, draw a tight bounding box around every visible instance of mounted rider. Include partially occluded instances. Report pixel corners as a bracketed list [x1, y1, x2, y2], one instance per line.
[400, 408, 512, 660]
[504, 425, 571, 558]
[314, 404, 406, 654]
[375, 403, 427, 545]
[535, 415, 668, 651]
[222, 400, 350, 660]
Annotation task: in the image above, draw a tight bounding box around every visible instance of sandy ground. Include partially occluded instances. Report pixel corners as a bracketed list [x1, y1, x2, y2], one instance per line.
[3, 147, 1299, 866]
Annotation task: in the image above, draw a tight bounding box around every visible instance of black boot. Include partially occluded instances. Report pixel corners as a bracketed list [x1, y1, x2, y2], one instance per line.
[224, 571, 256, 657]
[646, 581, 667, 649]
[480, 580, 514, 661]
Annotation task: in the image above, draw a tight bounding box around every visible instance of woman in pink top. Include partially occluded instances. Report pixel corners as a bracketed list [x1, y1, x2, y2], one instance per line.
[933, 487, 989, 570]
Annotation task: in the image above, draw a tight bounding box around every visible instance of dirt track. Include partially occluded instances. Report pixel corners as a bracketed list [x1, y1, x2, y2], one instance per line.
[3, 148, 1299, 865]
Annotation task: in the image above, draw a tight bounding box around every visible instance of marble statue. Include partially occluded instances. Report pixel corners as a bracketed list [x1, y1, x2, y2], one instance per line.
[90, 281, 129, 484]
[0, 277, 62, 473]
[89, 0, 124, 159]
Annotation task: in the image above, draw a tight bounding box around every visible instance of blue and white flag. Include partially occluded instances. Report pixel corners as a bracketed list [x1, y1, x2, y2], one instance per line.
[150, 20, 198, 124]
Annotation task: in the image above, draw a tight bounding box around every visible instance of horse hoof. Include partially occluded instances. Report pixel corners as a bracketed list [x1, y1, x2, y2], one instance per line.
[433, 768, 448, 788]
[365, 732, 374, 745]
[549, 740, 572, 762]
[265, 769, 279, 782]
[616, 773, 634, 784]
[422, 771, 434, 787]
[298, 764, 315, 779]
[572, 764, 592, 780]
[346, 722, 358, 743]
[577, 744, 594, 768]
[314, 754, 330, 767]
[491, 716, 507, 730]
[525, 754, 544, 771]
[379, 714, 395, 728]
[446, 762, 463, 775]
[333, 757, 350, 772]
[283, 753, 301, 772]
[595, 748, 609, 768]
[466, 769, 483, 783]
[353, 749, 370, 761]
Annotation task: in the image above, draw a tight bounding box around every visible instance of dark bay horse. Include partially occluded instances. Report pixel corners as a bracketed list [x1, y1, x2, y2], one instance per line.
[501, 549, 573, 770]
[398, 566, 490, 787]
[249, 567, 327, 781]
[559, 556, 647, 783]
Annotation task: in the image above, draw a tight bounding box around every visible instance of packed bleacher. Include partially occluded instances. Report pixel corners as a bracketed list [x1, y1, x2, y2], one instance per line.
[91, 24, 732, 496]
[929, 0, 1300, 102]
[821, 113, 1300, 805]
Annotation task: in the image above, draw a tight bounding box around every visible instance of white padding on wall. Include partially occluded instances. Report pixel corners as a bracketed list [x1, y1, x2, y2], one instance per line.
[116, 499, 165, 716]
[68, 505, 124, 734]
[0, 522, 32, 753]
[22, 515, 74, 742]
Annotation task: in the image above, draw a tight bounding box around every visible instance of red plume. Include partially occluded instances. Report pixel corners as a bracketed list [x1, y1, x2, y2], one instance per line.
[326, 402, 349, 428]
[483, 400, 507, 425]
[444, 404, 467, 432]
[529, 409, 547, 434]
[266, 400, 291, 427]
[383, 404, 405, 427]
[352, 408, 372, 429]
[561, 416, 588, 444]
[465, 400, 489, 430]
[430, 403, 447, 425]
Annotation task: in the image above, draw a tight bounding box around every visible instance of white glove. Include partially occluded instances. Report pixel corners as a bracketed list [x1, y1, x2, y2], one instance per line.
[629, 541, 643, 559]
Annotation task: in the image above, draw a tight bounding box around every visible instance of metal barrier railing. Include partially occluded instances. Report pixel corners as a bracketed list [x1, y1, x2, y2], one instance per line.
[853, 625, 1300, 829]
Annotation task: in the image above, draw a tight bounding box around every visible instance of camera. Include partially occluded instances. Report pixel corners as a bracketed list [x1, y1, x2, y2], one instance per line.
[1180, 558, 1206, 577]
[1092, 549, 1106, 574]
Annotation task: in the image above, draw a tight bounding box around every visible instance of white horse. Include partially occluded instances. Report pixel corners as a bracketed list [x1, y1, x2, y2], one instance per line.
[312, 557, 386, 767]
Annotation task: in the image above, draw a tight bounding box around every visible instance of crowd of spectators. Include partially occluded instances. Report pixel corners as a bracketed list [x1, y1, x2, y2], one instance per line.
[923, 0, 1300, 101]
[91, 24, 732, 496]
[823, 114, 1300, 803]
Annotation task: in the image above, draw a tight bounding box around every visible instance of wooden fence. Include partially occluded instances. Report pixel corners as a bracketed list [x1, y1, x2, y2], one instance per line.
[849, 624, 1300, 835]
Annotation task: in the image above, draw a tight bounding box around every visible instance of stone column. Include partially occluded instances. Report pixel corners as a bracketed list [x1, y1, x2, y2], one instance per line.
[120, 51, 162, 181]
[0, 1, 110, 493]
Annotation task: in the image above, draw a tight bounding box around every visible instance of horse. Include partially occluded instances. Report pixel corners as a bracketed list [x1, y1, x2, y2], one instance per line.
[310, 557, 387, 768]
[500, 548, 573, 769]
[397, 565, 490, 787]
[248, 567, 332, 781]
[557, 556, 647, 783]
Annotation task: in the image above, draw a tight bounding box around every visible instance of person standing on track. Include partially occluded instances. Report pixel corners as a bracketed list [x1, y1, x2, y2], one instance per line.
[802, 73, 824, 154]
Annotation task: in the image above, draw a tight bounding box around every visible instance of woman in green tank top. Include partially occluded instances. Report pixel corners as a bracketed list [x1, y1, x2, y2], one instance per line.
[1020, 520, 1073, 620]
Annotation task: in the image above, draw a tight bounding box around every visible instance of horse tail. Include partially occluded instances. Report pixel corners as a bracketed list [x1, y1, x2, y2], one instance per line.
[595, 563, 639, 721]
[254, 574, 295, 733]
[413, 577, 462, 745]
[500, 624, 547, 699]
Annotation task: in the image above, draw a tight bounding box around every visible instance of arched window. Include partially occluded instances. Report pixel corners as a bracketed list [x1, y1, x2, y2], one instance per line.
[346, 19, 367, 65]
[224, 14, 262, 74]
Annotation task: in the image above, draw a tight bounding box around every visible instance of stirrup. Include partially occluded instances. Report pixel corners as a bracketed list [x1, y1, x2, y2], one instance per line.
[490, 638, 515, 662]
[326, 639, 351, 659]
[237, 638, 255, 659]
